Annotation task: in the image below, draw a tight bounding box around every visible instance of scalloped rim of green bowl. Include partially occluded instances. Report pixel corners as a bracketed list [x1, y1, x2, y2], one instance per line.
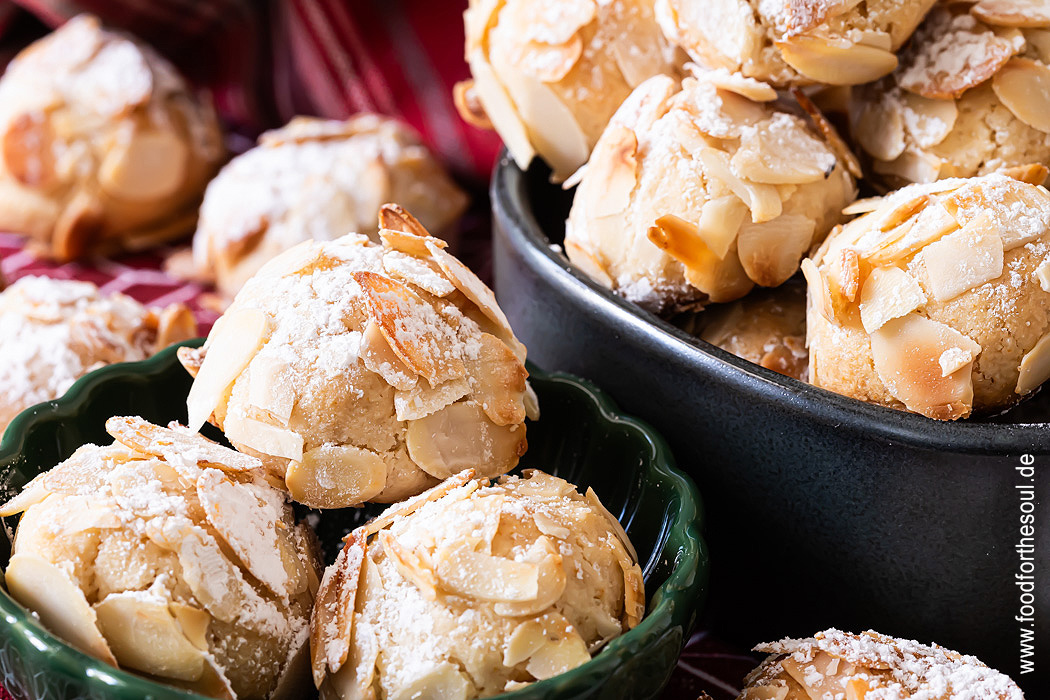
[0, 340, 709, 700]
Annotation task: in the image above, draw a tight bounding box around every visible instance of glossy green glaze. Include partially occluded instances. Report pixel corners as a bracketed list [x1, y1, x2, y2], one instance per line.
[0, 340, 707, 700]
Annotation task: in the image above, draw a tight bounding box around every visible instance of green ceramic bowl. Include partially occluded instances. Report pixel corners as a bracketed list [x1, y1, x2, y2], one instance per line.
[0, 340, 707, 700]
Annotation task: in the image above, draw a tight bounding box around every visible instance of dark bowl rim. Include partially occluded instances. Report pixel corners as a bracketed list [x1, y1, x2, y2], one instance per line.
[0, 340, 709, 700]
[491, 150, 1050, 454]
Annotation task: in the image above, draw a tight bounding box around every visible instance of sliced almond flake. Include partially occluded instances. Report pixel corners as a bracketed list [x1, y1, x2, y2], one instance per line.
[1036, 257, 1050, 291]
[697, 148, 782, 223]
[360, 318, 418, 392]
[196, 470, 290, 598]
[532, 510, 571, 539]
[992, 57, 1050, 134]
[972, 0, 1050, 27]
[525, 617, 592, 680]
[94, 594, 205, 681]
[3, 111, 54, 187]
[381, 530, 439, 599]
[169, 603, 209, 651]
[1017, 331, 1050, 394]
[940, 346, 978, 377]
[736, 215, 816, 287]
[326, 560, 380, 697]
[605, 531, 645, 629]
[395, 376, 470, 421]
[99, 128, 188, 202]
[311, 534, 365, 685]
[564, 238, 615, 289]
[778, 35, 898, 85]
[435, 542, 540, 602]
[705, 70, 777, 101]
[504, 618, 551, 667]
[898, 12, 1025, 99]
[5, 553, 118, 666]
[876, 194, 929, 232]
[426, 242, 517, 344]
[517, 0, 596, 45]
[224, 411, 304, 462]
[942, 178, 1050, 250]
[921, 213, 1005, 301]
[352, 270, 466, 386]
[162, 525, 250, 624]
[511, 37, 583, 83]
[383, 251, 456, 297]
[1028, 28, 1050, 62]
[899, 92, 959, 149]
[406, 401, 527, 479]
[379, 229, 447, 258]
[177, 346, 204, 379]
[584, 486, 638, 563]
[524, 382, 541, 421]
[731, 114, 836, 185]
[466, 332, 528, 426]
[802, 257, 836, 323]
[360, 470, 479, 538]
[105, 416, 262, 472]
[493, 536, 566, 616]
[254, 240, 324, 280]
[851, 93, 906, 161]
[586, 125, 638, 219]
[870, 313, 980, 420]
[792, 88, 863, 179]
[843, 197, 884, 216]
[453, 79, 493, 130]
[780, 653, 851, 699]
[697, 195, 748, 259]
[865, 202, 959, 266]
[286, 444, 387, 509]
[1001, 163, 1050, 185]
[859, 266, 927, 333]
[873, 148, 945, 185]
[186, 307, 270, 432]
[247, 355, 295, 424]
[833, 248, 860, 303]
[467, 51, 537, 170]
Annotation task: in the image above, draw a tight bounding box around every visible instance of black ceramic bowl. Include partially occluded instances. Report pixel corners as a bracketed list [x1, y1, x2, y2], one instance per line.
[491, 153, 1049, 693]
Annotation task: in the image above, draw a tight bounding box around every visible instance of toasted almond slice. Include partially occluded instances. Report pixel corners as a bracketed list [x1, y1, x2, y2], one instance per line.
[493, 536, 566, 616]
[1017, 331, 1050, 394]
[876, 194, 928, 232]
[992, 57, 1050, 134]
[178, 345, 204, 379]
[154, 303, 198, 350]
[870, 314, 981, 420]
[512, 37, 583, 83]
[859, 267, 927, 333]
[524, 382, 541, 421]
[524, 614, 592, 680]
[169, 603, 209, 651]
[791, 88, 863, 179]
[706, 71, 777, 102]
[1028, 28, 1050, 62]
[52, 190, 104, 261]
[352, 270, 465, 386]
[1002, 163, 1050, 185]
[467, 332, 528, 426]
[505, 619, 550, 667]
[5, 553, 118, 666]
[802, 257, 836, 323]
[584, 486, 639, 563]
[899, 21, 1024, 99]
[866, 202, 959, 266]
[378, 203, 430, 238]
[286, 444, 387, 509]
[325, 596, 379, 699]
[385, 661, 471, 700]
[586, 125, 638, 219]
[105, 416, 262, 472]
[695, 195, 748, 260]
[942, 177, 1050, 249]
[843, 197, 884, 215]
[360, 318, 418, 392]
[381, 530, 439, 599]
[395, 376, 471, 421]
[899, 92, 958, 148]
[781, 652, 851, 699]
[778, 35, 898, 85]
[196, 471, 291, 598]
[1036, 257, 1050, 291]
[921, 213, 1004, 302]
[379, 228, 447, 257]
[311, 534, 365, 686]
[245, 355, 296, 424]
[731, 115, 837, 185]
[158, 526, 248, 623]
[697, 148, 782, 223]
[531, 510, 570, 539]
[256, 240, 325, 280]
[647, 215, 719, 274]
[940, 346, 978, 377]
[383, 251, 456, 297]
[186, 307, 270, 432]
[972, 0, 1050, 27]
[361, 470, 478, 537]
[874, 148, 945, 185]
[736, 215, 816, 287]
[99, 128, 188, 201]
[426, 242, 517, 345]
[94, 594, 205, 681]
[406, 401, 527, 479]
[468, 51, 537, 170]
[3, 111, 53, 187]
[453, 79, 493, 130]
[851, 94, 906, 162]
[620, 553, 645, 629]
[564, 238, 615, 289]
[224, 411, 304, 462]
[435, 543, 540, 602]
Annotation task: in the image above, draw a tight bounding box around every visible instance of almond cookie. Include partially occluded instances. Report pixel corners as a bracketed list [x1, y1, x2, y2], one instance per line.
[0, 15, 224, 260]
[0, 275, 197, 434]
[805, 171, 1050, 420]
[310, 469, 644, 699]
[564, 67, 856, 313]
[849, 1, 1050, 189]
[656, 0, 936, 87]
[739, 629, 1023, 700]
[458, 0, 681, 180]
[191, 116, 468, 300]
[0, 417, 321, 699]
[180, 205, 536, 509]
